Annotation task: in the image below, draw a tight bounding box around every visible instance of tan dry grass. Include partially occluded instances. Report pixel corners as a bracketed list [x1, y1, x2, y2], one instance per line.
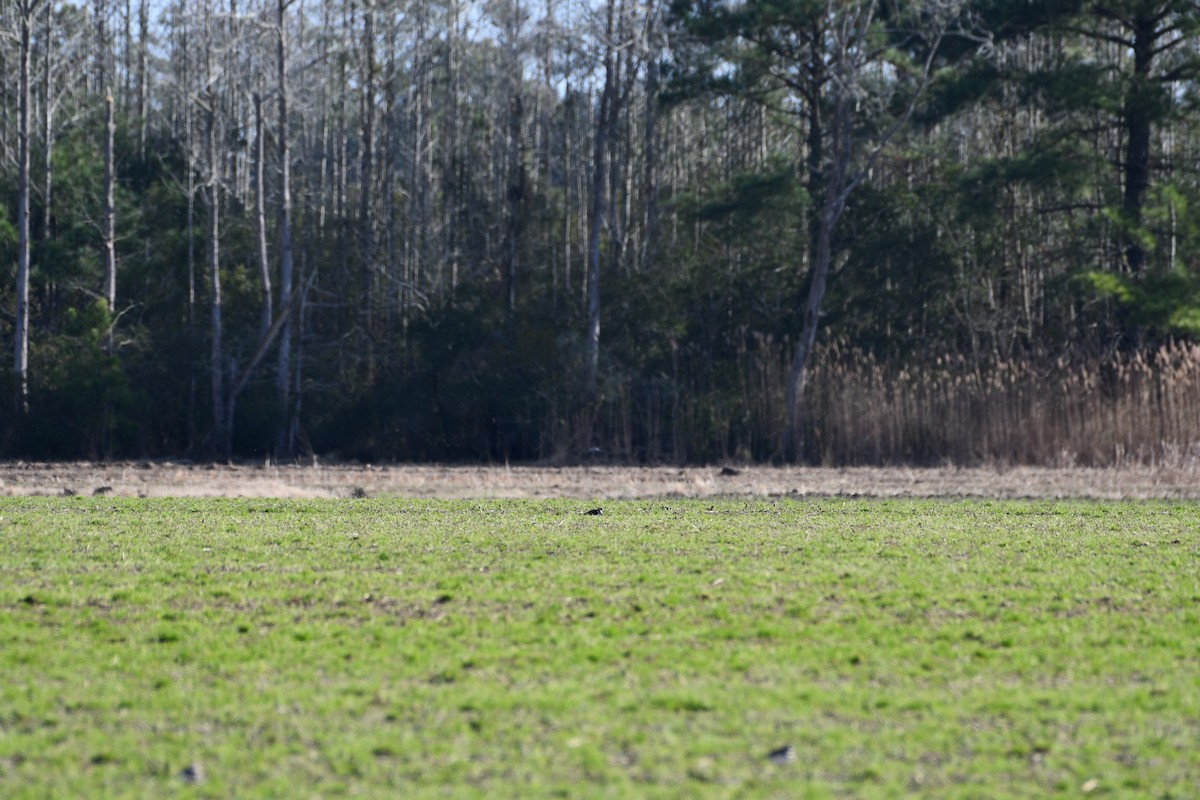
[5, 461, 1200, 499]
[805, 341, 1200, 466]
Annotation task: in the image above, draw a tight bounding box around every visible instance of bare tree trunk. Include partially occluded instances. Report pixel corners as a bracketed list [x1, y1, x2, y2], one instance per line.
[785, 183, 840, 461]
[316, 111, 328, 234]
[93, 0, 106, 96]
[253, 92, 273, 341]
[442, 0, 460, 300]
[608, 1, 633, 274]
[412, 0, 433, 320]
[169, 0, 196, 449]
[136, 0, 147, 156]
[186, 151, 197, 449]
[400, 3, 419, 327]
[641, 10, 660, 268]
[358, 0, 377, 377]
[315, 0, 331, 235]
[562, 58, 573, 299]
[504, 92, 525, 317]
[206, 91, 226, 454]
[102, 88, 117, 349]
[501, 0, 524, 317]
[223, 0, 241, 205]
[784, 22, 861, 460]
[291, 255, 309, 455]
[335, 99, 348, 280]
[41, 0, 53, 247]
[0, 29, 8, 167]
[562, 97, 572, 299]
[121, 0, 131, 102]
[275, 0, 297, 457]
[540, 0, 557, 306]
[384, 9, 399, 335]
[585, 0, 617, 397]
[14, 0, 46, 417]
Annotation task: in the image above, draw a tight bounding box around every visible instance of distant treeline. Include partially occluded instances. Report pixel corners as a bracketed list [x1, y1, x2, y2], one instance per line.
[1, 0, 1199, 463]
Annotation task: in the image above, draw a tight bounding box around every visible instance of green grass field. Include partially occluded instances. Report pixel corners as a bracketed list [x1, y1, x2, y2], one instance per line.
[1, 497, 1197, 798]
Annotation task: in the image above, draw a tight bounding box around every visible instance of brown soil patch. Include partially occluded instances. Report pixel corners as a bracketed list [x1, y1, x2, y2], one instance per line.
[3, 461, 1200, 500]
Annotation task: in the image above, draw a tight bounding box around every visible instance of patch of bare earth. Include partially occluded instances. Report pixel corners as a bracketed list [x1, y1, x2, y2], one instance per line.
[3, 461, 1200, 500]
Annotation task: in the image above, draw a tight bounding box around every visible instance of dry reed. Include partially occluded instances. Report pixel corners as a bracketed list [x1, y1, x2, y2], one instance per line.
[805, 340, 1200, 467]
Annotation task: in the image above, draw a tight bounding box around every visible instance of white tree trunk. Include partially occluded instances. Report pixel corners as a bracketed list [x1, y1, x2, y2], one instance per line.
[102, 90, 117, 327]
[253, 91, 273, 341]
[41, 0, 53, 248]
[14, 2, 43, 415]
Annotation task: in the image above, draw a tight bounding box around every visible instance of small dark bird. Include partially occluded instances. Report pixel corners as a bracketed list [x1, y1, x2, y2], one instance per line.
[180, 762, 206, 784]
[719, 467, 741, 477]
[584, 507, 603, 516]
[766, 745, 796, 765]
[93, 486, 113, 496]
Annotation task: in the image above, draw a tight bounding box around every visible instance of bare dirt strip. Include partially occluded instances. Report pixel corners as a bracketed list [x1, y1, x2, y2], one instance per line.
[4, 461, 1200, 500]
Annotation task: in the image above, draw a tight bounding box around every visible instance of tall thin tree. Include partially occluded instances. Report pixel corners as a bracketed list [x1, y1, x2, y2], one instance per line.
[253, 90, 273, 341]
[102, 86, 117, 351]
[585, 0, 618, 398]
[275, 0, 297, 456]
[13, 0, 48, 416]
